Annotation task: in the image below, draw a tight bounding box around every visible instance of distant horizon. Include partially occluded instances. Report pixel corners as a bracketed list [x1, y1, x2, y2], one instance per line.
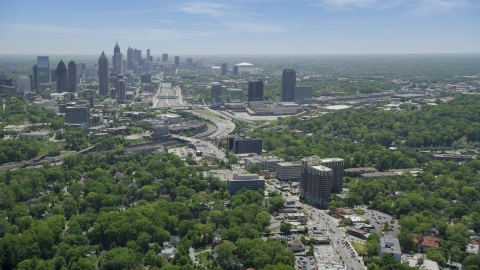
[1, 52, 480, 57]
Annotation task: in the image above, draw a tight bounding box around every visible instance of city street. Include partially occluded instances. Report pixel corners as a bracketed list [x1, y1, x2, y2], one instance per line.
[308, 209, 365, 270]
[265, 181, 366, 270]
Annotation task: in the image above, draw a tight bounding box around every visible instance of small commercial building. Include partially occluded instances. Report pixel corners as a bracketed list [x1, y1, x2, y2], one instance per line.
[380, 235, 402, 262]
[20, 131, 49, 141]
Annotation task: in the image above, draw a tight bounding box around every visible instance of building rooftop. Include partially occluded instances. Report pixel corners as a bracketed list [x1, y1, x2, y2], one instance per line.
[277, 161, 302, 167]
[467, 244, 479, 254]
[344, 167, 378, 172]
[244, 155, 284, 163]
[311, 165, 332, 172]
[229, 174, 265, 181]
[361, 171, 398, 178]
[380, 235, 401, 255]
[235, 62, 254, 67]
[421, 236, 440, 248]
[324, 105, 352, 110]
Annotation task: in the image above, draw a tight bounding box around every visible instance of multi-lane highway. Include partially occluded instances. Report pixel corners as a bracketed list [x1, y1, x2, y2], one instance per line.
[189, 110, 235, 139]
[154, 83, 183, 107]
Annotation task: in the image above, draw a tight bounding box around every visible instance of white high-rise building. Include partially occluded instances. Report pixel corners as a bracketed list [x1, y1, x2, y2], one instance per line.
[114, 53, 123, 73]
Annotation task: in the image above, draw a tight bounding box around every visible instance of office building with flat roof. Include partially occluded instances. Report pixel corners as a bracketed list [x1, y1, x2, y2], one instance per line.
[282, 69, 296, 102]
[211, 82, 226, 109]
[127, 47, 141, 70]
[248, 80, 264, 101]
[114, 53, 123, 74]
[18, 75, 31, 93]
[174, 56, 180, 67]
[301, 156, 333, 209]
[276, 162, 302, 181]
[221, 62, 227, 75]
[162, 54, 168, 63]
[66, 101, 91, 128]
[245, 156, 285, 172]
[295, 85, 312, 105]
[116, 79, 126, 104]
[36, 56, 51, 84]
[227, 135, 262, 155]
[33, 65, 38, 89]
[227, 174, 265, 195]
[380, 235, 402, 262]
[229, 89, 243, 103]
[84, 89, 94, 107]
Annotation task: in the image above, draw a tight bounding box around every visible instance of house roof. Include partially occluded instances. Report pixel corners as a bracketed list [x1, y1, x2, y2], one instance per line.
[413, 234, 420, 244]
[422, 236, 440, 248]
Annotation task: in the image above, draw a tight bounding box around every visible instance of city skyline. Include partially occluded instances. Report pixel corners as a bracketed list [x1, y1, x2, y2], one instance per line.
[0, 0, 479, 55]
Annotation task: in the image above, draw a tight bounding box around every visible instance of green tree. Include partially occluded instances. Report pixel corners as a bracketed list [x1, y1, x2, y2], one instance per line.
[426, 247, 446, 266]
[103, 247, 136, 270]
[280, 223, 292, 233]
[247, 163, 260, 174]
[268, 196, 286, 213]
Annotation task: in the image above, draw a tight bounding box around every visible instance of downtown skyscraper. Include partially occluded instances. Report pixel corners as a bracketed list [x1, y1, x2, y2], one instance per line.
[116, 78, 126, 104]
[113, 41, 120, 68]
[127, 47, 141, 70]
[98, 51, 109, 96]
[248, 80, 264, 101]
[113, 41, 123, 73]
[221, 62, 227, 75]
[56, 60, 68, 93]
[68, 60, 77, 92]
[281, 69, 296, 102]
[36, 56, 51, 85]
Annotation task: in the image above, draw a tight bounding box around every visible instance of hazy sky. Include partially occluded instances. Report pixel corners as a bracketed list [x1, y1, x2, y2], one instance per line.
[0, 0, 479, 55]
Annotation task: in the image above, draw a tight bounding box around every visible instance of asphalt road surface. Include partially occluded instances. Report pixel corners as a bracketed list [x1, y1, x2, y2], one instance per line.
[266, 182, 366, 270]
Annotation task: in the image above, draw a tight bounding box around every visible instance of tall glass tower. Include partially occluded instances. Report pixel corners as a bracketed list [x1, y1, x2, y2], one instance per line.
[56, 60, 68, 93]
[36, 56, 51, 84]
[281, 69, 296, 102]
[98, 51, 109, 96]
[68, 60, 77, 92]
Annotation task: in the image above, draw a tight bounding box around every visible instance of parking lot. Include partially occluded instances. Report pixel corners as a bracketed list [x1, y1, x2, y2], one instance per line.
[295, 255, 314, 270]
[167, 147, 203, 162]
[363, 209, 399, 237]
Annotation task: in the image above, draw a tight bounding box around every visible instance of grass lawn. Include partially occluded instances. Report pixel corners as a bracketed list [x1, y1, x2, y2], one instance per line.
[38, 141, 63, 156]
[195, 246, 211, 253]
[193, 109, 222, 119]
[197, 251, 210, 266]
[350, 241, 367, 256]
